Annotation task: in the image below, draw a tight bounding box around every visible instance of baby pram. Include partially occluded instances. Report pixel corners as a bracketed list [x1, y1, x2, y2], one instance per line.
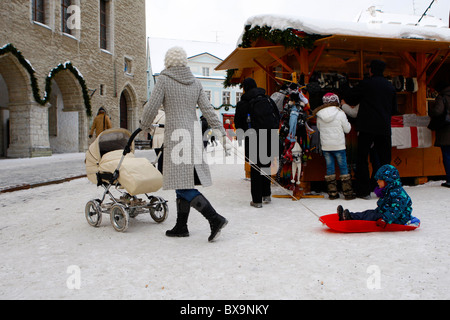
[85, 128, 168, 232]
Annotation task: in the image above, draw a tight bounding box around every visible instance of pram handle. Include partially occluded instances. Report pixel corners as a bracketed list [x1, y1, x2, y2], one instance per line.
[123, 128, 143, 156]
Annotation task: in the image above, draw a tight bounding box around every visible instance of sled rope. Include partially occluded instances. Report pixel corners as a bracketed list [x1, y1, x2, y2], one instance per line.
[228, 142, 321, 219]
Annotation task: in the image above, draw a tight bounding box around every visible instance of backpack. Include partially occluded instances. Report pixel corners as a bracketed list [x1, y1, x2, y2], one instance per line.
[248, 94, 280, 130]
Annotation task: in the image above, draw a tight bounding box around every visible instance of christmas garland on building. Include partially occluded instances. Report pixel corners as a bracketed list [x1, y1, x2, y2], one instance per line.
[223, 25, 324, 88]
[0, 43, 92, 117]
[196, 103, 236, 111]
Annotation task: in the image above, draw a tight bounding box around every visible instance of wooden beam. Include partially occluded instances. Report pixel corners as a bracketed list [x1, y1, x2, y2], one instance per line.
[298, 48, 310, 82]
[427, 50, 450, 85]
[267, 49, 293, 73]
[252, 58, 282, 85]
[309, 44, 326, 77]
[398, 51, 417, 71]
[308, 45, 324, 64]
[416, 52, 427, 116]
[418, 49, 440, 80]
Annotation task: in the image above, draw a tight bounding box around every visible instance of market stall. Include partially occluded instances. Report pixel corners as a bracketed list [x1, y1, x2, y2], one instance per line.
[216, 13, 450, 194]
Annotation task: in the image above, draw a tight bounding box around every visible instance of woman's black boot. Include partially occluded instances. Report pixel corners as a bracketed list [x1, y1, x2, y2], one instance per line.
[190, 194, 228, 242]
[166, 198, 190, 237]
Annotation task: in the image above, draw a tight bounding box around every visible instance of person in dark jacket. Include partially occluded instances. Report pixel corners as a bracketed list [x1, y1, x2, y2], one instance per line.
[200, 115, 209, 149]
[428, 81, 450, 187]
[89, 107, 112, 139]
[344, 60, 398, 199]
[235, 78, 274, 208]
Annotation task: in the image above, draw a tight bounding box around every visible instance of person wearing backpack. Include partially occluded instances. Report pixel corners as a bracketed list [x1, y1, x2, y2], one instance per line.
[235, 78, 280, 208]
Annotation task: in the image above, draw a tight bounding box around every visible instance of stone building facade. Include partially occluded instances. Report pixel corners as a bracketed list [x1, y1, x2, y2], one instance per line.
[0, 0, 148, 158]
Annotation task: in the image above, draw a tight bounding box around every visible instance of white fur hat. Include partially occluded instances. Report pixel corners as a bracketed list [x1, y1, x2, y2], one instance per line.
[164, 46, 188, 69]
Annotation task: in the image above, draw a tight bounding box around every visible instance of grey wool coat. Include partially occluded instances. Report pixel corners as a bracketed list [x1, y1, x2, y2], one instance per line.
[140, 66, 226, 190]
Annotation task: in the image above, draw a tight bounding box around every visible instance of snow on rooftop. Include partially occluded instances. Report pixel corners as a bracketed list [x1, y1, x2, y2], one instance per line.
[357, 6, 447, 27]
[239, 8, 450, 45]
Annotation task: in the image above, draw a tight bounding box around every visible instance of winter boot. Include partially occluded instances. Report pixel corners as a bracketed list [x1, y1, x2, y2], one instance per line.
[340, 174, 356, 200]
[343, 209, 352, 221]
[325, 174, 340, 200]
[166, 198, 190, 237]
[337, 205, 344, 221]
[190, 194, 228, 242]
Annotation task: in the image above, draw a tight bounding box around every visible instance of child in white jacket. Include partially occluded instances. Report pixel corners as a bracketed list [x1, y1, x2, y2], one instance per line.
[314, 93, 355, 200]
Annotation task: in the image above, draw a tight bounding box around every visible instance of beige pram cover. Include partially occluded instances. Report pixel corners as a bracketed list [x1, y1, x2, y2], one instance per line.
[86, 129, 163, 196]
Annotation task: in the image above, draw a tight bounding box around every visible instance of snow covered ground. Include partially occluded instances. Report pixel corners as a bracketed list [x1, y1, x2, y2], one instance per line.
[0, 144, 449, 300]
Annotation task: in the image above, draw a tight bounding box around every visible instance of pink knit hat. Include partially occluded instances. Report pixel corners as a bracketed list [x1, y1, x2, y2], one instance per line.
[322, 93, 340, 104]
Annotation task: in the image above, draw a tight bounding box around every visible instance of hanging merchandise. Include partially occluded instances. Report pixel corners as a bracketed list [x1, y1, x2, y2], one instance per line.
[290, 142, 303, 185]
[276, 83, 315, 187]
[306, 72, 351, 109]
[287, 100, 300, 142]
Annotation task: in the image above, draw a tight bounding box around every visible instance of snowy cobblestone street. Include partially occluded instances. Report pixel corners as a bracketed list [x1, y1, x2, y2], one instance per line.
[1, 148, 449, 300]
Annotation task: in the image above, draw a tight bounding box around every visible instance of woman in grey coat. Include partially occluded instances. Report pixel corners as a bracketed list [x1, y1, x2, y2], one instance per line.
[140, 47, 228, 242]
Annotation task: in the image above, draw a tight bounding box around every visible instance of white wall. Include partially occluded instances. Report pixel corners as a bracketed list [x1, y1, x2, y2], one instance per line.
[0, 74, 9, 157]
[49, 82, 79, 153]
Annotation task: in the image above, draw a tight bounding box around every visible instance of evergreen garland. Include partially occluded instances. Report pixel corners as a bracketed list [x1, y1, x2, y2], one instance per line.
[0, 43, 92, 117]
[196, 103, 236, 111]
[240, 25, 322, 49]
[223, 69, 238, 88]
[223, 25, 325, 87]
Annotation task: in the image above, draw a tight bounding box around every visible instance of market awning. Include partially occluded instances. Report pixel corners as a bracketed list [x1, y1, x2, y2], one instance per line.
[215, 46, 293, 71]
[314, 34, 450, 54]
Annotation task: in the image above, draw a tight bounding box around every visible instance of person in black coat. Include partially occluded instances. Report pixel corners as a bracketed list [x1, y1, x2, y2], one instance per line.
[429, 81, 450, 187]
[344, 60, 398, 199]
[235, 78, 273, 208]
[200, 115, 209, 149]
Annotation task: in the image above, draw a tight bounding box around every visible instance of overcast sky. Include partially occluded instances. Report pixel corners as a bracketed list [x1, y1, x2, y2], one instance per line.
[145, 0, 450, 44]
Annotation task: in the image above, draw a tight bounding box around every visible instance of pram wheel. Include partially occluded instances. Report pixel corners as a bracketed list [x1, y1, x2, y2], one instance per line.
[148, 196, 168, 223]
[110, 204, 130, 232]
[85, 199, 102, 227]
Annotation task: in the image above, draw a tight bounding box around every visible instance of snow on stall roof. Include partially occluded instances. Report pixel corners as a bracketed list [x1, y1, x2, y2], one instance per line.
[239, 8, 450, 45]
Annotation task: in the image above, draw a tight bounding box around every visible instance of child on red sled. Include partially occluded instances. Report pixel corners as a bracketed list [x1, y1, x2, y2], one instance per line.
[337, 164, 419, 227]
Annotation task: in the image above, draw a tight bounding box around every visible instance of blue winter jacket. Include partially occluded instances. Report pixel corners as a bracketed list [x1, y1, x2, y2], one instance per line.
[374, 165, 413, 225]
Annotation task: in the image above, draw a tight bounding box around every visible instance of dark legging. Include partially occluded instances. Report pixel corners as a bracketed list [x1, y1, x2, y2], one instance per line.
[349, 209, 383, 221]
[250, 165, 271, 203]
[355, 132, 391, 196]
[441, 145, 450, 183]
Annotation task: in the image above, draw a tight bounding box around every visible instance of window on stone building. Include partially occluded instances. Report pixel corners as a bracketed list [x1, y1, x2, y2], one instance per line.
[236, 92, 243, 104]
[124, 57, 133, 75]
[100, 0, 111, 50]
[222, 91, 231, 105]
[32, 0, 46, 24]
[61, 0, 72, 35]
[204, 90, 211, 103]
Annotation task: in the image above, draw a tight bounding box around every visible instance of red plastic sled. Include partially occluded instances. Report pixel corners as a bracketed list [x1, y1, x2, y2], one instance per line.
[320, 214, 420, 233]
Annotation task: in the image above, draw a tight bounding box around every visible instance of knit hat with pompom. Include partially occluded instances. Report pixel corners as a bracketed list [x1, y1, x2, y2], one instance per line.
[164, 46, 188, 69]
[322, 92, 340, 104]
